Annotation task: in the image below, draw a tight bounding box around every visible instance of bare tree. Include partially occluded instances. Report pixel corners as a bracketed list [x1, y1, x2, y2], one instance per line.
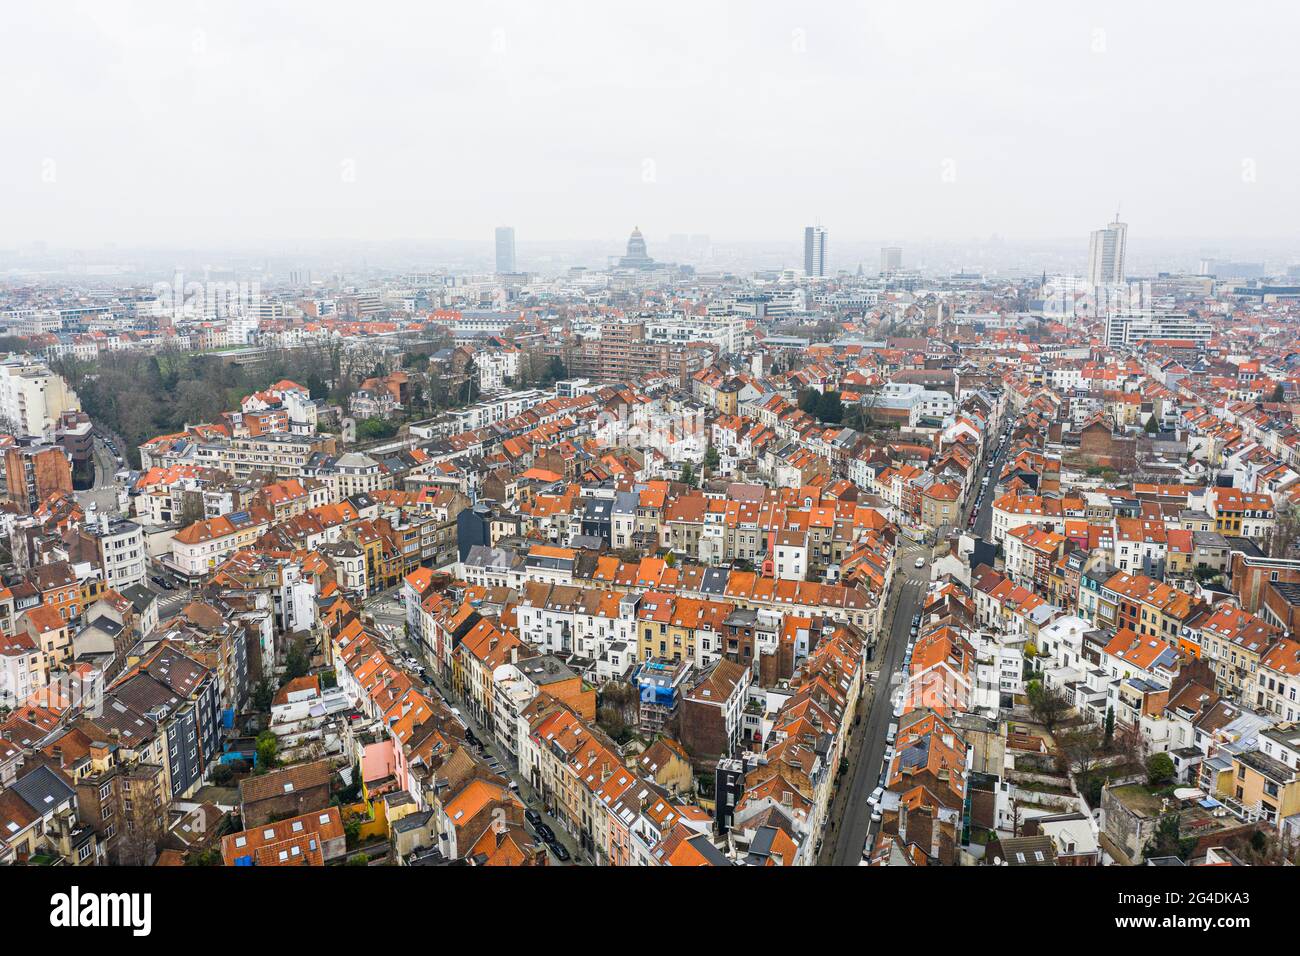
[1027, 680, 1071, 734]
[114, 808, 165, 866]
[1055, 726, 1107, 795]
[1270, 506, 1300, 559]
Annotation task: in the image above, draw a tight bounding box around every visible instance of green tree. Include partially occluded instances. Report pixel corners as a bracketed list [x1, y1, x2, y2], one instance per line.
[250, 677, 275, 712]
[1144, 811, 1194, 862]
[815, 390, 844, 424]
[797, 389, 818, 414]
[1104, 706, 1116, 746]
[1146, 752, 1176, 787]
[542, 355, 567, 386]
[680, 462, 696, 487]
[281, 638, 311, 684]
[355, 417, 398, 442]
[703, 444, 720, 475]
[255, 730, 279, 770]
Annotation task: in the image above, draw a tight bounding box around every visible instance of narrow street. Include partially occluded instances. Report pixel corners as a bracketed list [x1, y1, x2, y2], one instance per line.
[972, 424, 1013, 540]
[823, 553, 928, 865]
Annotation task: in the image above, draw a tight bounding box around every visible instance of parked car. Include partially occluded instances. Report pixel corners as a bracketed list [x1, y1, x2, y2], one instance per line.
[533, 821, 556, 843]
[547, 839, 570, 862]
[868, 786, 884, 806]
[525, 808, 543, 828]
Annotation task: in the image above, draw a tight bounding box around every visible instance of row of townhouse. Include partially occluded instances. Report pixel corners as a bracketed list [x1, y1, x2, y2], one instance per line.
[324, 591, 550, 864]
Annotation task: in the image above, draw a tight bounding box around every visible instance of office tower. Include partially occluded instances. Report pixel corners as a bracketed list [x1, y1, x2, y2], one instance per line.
[804, 226, 827, 277]
[495, 226, 516, 273]
[1087, 216, 1127, 285]
[880, 246, 902, 274]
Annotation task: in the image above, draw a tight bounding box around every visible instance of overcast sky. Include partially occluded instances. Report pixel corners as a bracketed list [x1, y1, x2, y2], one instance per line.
[3, 0, 1298, 248]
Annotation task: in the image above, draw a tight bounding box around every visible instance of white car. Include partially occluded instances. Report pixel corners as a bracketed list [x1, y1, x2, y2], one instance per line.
[914, 556, 926, 568]
[868, 786, 884, 807]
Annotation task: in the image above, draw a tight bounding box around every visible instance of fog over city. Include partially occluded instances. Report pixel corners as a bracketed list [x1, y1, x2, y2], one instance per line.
[3, 0, 1299, 275]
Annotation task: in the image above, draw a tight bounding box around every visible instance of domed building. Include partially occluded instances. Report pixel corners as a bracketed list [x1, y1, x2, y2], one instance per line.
[617, 226, 656, 270]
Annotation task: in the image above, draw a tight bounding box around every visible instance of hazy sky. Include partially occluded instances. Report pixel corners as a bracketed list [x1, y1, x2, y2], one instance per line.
[4, 0, 1299, 247]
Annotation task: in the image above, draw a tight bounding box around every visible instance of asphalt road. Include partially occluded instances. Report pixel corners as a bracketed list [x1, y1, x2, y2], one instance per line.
[75, 435, 123, 516]
[825, 556, 928, 865]
[972, 427, 1014, 540]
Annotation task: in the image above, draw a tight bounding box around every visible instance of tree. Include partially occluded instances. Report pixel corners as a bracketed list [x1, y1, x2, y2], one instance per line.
[797, 389, 818, 414]
[1104, 706, 1116, 746]
[114, 814, 164, 866]
[680, 462, 696, 487]
[1269, 508, 1300, 559]
[1055, 726, 1107, 796]
[1026, 680, 1070, 733]
[1144, 811, 1193, 862]
[255, 730, 279, 770]
[597, 705, 632, 745]
[1146, 752, 1176, 787]
[542, 355, 567, 386]
[1272, 383, 1285, 403]
[815, 390, 844, 425]
[281, 637, 311, 684]
[344, 814, 364, 848]
[251, 677, 275, 712]
[355, 417, 398, 442]
[703, 444, 720, 475]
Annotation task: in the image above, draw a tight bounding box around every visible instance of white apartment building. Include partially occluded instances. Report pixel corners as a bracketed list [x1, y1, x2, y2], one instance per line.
[1104, 310, 1211, 347]
[0, 356, 81, 438]
[476, 347, 521, 392]
[83, 517, 147, 591]
[169, 508, 273, 580]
